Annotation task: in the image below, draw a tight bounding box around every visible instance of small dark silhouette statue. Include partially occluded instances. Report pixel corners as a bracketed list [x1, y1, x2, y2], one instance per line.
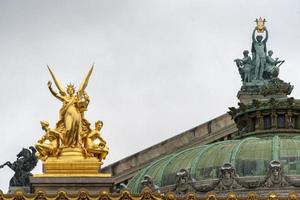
[0, 146, 38, 187]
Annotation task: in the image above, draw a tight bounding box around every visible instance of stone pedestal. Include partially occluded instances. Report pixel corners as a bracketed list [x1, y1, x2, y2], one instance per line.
[31, 147, 113, 194]
[237, 80, 266, 104]
[30, 176, 115, 194]
[43, 157, 101, 175]
[37, 148, 109, 176]
[237, 91, 265, 105]
[237, 78, 293, 104]
[238, 90, 288, 105]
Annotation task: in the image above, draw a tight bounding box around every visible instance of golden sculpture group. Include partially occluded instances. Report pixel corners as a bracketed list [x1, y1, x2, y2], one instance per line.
[35, 66, 109, 176]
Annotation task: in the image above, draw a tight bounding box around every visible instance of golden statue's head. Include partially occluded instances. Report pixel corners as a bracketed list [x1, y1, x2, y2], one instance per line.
[95, 120, 103, 130]
[66, 83, 75, 96]
[40, 121, 49, 130]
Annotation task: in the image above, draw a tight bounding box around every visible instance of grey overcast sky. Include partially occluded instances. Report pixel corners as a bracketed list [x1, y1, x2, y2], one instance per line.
[0, 0, 299, 192]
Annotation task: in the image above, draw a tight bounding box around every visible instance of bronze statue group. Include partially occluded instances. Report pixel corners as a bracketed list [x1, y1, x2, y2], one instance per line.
[235, 26, 284, 84]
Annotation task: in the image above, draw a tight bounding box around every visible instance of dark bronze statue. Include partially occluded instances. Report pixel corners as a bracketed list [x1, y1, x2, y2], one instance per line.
[235, 18, 293, 97]
[234, 50, 253, 83]
[251, 27, 268, 80]
[0, 146, 38, 187]
[264, 50, 285, 79]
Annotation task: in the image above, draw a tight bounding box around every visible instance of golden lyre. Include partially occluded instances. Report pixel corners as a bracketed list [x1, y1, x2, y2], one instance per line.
[255, 17, 266, 33]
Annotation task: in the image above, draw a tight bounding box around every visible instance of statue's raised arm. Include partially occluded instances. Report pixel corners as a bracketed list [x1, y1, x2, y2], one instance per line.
[47, 81, 64, 102]
[263, 27, 268, 43]
[47, 66, 67, 96]
[252, 28, 256, 42]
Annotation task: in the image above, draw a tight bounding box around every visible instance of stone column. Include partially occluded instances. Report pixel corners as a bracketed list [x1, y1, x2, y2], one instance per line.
[271, 111, 277, 129]
[255, 111, 263, 130]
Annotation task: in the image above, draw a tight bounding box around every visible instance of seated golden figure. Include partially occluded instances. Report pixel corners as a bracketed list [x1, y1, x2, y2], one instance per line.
[35, 121, 63, 161]
[83, 120, 109, 161]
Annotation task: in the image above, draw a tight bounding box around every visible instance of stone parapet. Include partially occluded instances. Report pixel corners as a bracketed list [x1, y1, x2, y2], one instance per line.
[103, 113, 236, 185]
[30, 176, 115, 195]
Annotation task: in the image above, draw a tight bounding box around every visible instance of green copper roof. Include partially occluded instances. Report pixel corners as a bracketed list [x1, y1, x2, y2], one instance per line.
[128, 135, 300, 193]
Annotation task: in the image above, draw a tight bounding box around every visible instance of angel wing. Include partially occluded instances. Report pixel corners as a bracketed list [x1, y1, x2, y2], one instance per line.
[77, 65, 94, 97]
[47, 65, 66, 96]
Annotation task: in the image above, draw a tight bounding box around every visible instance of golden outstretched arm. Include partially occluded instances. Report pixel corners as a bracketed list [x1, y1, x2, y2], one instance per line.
[48, 81, 65, 102]
[47, 66, 67, 96]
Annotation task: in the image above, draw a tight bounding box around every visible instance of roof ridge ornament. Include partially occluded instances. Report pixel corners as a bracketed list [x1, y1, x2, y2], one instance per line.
[234, 18, 293, 104]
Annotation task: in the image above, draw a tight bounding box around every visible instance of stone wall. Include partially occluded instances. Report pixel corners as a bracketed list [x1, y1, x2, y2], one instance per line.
[102, 113, 237, 185]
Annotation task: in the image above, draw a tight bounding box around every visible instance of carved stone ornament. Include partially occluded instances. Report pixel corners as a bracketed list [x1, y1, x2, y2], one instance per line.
[264, 160, 288, 187]
[260, 78, 293, 96]
[174, 169, 195, 195]
[141, 175, 160, 192]
[216, 163, 241, 190]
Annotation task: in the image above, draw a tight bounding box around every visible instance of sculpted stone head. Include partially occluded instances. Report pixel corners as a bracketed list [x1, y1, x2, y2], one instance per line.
[269, 160, 281, 178]
[268, 50, 273, 56]
[243, 50, 249, 56]
[220, 163, 235, 179]
[256, 35, 263, 42]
